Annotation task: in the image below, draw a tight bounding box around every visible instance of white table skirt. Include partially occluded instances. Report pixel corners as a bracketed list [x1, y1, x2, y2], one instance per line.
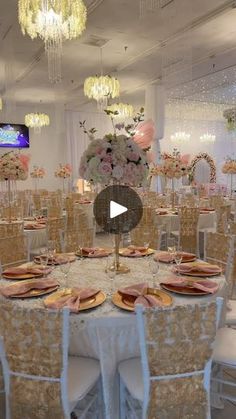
[0, 257, 226, 418]
[156, 211, 216, 233]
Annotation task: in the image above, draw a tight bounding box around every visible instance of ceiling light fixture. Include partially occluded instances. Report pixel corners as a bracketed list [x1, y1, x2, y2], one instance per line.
[170, 131, 191, 143]
[18, 0, 87, 83]
[84, 48, 120, 109]
[200, 133, 216, 143]
[25, 113, 50, 133]
[106, 103, 134, 120]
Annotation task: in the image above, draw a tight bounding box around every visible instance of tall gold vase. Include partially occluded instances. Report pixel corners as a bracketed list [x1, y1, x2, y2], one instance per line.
[108, 234, 130, 274]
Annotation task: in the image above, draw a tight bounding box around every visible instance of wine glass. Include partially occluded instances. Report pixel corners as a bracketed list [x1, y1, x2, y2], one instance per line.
[47, 240, 56, 268]
[105, 256, 116, 296]
[167, 238, 176, 264]
[174, 249, 183, 275]
[59, 256, 71, 287]
[149, 258, 159, 288]
[39, 247, 49, 278]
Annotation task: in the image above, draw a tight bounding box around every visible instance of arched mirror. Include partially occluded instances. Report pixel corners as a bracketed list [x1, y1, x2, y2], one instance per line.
[189, 153, 216, 184]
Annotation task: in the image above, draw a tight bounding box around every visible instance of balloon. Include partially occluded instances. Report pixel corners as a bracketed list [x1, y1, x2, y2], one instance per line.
[133, 119, 155, 149]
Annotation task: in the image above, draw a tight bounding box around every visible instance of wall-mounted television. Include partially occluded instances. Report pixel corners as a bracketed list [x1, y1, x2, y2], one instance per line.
[0, 124, 29, 148]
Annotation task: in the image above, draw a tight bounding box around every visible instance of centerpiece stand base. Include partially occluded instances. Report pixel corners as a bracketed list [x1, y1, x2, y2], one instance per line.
[106, 233, 130, 275]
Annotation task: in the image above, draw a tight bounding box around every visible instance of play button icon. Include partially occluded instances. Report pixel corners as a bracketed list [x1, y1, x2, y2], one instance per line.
[110, 201, 127, 219]
[93, 185, 143, 234]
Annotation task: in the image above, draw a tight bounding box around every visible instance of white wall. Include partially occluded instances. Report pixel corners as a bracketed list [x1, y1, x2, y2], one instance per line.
[0, 104, 67, 190]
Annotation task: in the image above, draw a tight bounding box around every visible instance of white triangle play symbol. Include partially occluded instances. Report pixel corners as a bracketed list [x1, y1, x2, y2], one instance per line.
[110, 200, 128, 219]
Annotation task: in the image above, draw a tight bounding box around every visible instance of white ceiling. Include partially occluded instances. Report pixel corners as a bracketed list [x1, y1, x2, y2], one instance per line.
[1, 0, 236, 111]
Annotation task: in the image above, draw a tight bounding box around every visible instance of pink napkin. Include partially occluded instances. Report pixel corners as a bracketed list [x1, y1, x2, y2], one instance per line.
[118, 282, 162, 307]
[24, 223, 45, 230]
[161, 277, 219, 294]
[122, 246, 148, 257]
[175, 263, 221, 275]
[44, 288, 100, 313]
[81, 247, 110, 257]
[0, 278, 58, 297]
[154, 251, 195, 263]
[3, 266, 52, 276]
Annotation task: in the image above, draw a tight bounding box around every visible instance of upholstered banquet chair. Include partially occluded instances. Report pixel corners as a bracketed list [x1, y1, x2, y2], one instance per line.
[204, 231, 236, 327]
[46, 216, 65, 252]
[118, 299, 223, 419]
[172, 207, 200, 255]
[0, 302, 102, 419]
[0, 222, 24, 238]
[130, 207, 161, 250]
[0, 235, 29, 269]
[61, 227, 95, 253]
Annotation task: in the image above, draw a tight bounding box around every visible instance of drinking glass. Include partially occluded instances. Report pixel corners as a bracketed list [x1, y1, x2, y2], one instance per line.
[167, 238, 176, 264]
[47, 240, 56, 268]
[39, 247, 49, 278]
[149, 258, 159, 288]
[174, 253, 183, 275]
[59, 257, 71, 287]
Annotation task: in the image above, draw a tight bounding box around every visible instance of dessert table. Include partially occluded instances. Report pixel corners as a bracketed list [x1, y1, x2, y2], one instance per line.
[0, 256, 226, 419]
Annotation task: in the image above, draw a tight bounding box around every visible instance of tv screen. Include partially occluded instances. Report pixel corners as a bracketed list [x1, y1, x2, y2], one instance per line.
[0, 124, 29, 148]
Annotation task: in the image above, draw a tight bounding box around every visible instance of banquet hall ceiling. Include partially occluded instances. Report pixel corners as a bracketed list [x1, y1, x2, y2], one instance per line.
[1, 0, 236, 111]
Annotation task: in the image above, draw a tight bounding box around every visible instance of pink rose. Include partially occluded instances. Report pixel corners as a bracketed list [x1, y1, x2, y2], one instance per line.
[103, 154, 113, 163]
[98, 162, 112, 175]
[128, 152, 139, 162]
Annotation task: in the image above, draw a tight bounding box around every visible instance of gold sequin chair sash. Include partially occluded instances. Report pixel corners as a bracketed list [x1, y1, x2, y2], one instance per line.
[0, 302, 70, 419]
[178, 206, 200, 255]
[119, 300, 222, 419]
[46, 217, 65, 253]
[0, 222, 24, 238]
[131, 207, 161, 249]
[61, 226, 95, 252]
[204, 232, 234, 296]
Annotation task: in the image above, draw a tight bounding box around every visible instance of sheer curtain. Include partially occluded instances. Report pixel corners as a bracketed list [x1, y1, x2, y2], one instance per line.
[66, 110, 113, 184]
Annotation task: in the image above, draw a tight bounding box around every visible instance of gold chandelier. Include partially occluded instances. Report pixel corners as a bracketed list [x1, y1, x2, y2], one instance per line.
[18, 0, 87, 83]
[106, 103, 134, 120]
[25, 113, 50, 133]
[84, 75, 120, 109]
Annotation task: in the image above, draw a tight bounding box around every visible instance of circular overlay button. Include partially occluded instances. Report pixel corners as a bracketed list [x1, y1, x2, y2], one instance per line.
[93, 185, 143, 234]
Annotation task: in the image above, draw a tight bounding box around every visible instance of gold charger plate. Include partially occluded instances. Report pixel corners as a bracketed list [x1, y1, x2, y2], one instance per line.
[161, 283, 211, 296]
[44, 289, 106, 311]
[76, 248, 113, 258]
[119, 248, 155, 257]
[112, 288, 173, 311]
[177, 262, 221, 277]
[34, 253, 76, 265]
[156, 251, 196, 264]
[8, 279, 59, 299]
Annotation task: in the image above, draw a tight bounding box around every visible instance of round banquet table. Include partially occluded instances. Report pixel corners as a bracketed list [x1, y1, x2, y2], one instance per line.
[155, 209, 216, 233]
[0, 257, 227, 419]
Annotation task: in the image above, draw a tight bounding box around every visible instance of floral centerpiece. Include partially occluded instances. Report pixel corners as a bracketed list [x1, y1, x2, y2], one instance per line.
[55, 164, 72, 179]
[150, 150, 189, 179]
[79, 109, 149, 273]
[222, 157, 236, 196]
[222, 157, 236, 174]
[0, 151, 30, 221]
[0, 151, 29, 181]
[30, 165, 46, 178]
[55, 164, 72, 193]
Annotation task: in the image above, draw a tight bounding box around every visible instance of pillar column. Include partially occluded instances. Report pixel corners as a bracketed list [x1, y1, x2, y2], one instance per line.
[145, 83, 166, 192]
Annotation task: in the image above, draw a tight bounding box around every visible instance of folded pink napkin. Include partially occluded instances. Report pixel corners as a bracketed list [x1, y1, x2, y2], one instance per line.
[161, 277, 219, 294]
[0, 278, 58, 297]
[24, 223, 45, 230]
[44, 288, 99, 313]
[118, 282, 162, 307]
[175, 263, 221, 275]
[155, 251, 195, 263]
[3, 266, 52, 276]
[81, 247, 110, 257]
[122, 246, 148, 257]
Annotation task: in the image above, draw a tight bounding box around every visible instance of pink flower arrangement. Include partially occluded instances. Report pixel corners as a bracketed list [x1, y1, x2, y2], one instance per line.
[30, 165, 46, 179]
[0, 151, 29, 181]
[55, 164, 72, 179]
[151, 150, 189, 179]
[222, 157, 236, 174]
[79, 134, 149, 186]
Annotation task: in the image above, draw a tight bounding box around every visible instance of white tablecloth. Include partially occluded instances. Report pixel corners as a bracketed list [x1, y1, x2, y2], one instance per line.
[156, 210, 216, 233]
[0, 257, 226, 418]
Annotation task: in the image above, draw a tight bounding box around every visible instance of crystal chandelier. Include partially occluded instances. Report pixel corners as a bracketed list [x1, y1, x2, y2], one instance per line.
[18, 0, 87, 83]
[106, 103, 134, 120]
[170, 131, 191, 143]
[84, 75, 120, 109]
[25, 113, 50, 133]
[200, 133, 216, 143]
